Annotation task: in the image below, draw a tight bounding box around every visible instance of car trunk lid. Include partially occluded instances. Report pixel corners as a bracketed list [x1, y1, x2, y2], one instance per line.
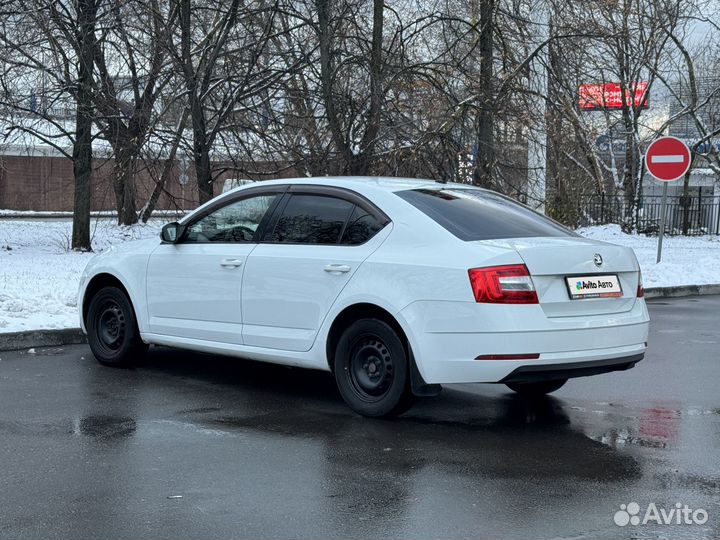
[474, 237, 640, 317]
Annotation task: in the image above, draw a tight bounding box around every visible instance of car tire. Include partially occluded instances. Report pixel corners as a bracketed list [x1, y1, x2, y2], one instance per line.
[334, 318, 414, 417]
[86, 286, 147, 367]
[505, 379, 567, 396]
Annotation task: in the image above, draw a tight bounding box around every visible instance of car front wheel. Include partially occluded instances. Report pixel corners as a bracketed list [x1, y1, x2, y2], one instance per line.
[333, 318, 414, 417]
[505, 379, 567, 396]
[86, 286, 147, 367]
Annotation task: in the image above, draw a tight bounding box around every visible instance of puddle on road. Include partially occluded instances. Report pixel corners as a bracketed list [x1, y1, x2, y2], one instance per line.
[598, 428, 668, 449]
[176, 406, 222, 415]
[0, 414, 137, 440]
[148, 419, 234, 438]
[573, 400, 720, 454]
[75, 415, 136, 439]
[178, 398, 644, 483]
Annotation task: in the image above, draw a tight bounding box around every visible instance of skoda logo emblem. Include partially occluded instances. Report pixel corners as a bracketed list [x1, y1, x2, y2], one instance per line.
[594, 253, 603, 267]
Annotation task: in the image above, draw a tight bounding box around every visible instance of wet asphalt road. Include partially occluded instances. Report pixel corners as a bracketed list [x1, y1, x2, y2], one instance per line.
[1, 296, 719, 539]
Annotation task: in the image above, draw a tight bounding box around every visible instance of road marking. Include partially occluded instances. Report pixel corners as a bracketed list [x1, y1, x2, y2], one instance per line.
[651, 155, 685, 163]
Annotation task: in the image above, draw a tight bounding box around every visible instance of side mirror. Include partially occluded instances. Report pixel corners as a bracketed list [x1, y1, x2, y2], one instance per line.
[161, 222, 183, 243]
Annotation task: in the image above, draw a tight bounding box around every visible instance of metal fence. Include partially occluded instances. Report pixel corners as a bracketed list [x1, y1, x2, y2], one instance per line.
[578, 193, 720, 235]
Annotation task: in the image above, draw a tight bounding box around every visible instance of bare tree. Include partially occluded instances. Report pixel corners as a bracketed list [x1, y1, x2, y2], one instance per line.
[313, 0, 387, 174]
[72, 0, 98, 249]
[0, 0, 101, 250]
[0, 0, 717, 236]
[169, 0, 290, 204]
[649, 0, 720, 233]
[92, 0, 177, 225]
[566, 0, 682, 230]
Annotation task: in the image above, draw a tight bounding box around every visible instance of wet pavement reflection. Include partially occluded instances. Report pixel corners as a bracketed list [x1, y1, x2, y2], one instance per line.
[0, 296, 719, 539]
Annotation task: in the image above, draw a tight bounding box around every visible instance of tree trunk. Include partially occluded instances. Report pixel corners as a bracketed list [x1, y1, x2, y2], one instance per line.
[179, 0, 213, 204]
[117, 164, 138, 225]
[189, 80, 212, 204]
[545, 18, 562, 218]
[71, 0, 97, 252]
[621, 106, 638, 232]
[194, 127, 213, 204]
[317, 0, 353, 172]
[108, 139, 139, 225]
[355, 0, 385, 176]
[113, 168, 125, 220]
[472, 0, 494, 188]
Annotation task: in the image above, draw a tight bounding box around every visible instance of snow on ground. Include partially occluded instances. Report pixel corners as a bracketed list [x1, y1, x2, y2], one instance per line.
[577, 224, 720, 289]
[0, 220, 718, 333]
[0, 219, 161, 332]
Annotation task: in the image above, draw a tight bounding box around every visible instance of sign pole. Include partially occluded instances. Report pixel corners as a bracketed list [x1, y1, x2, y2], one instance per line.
[656, 181, 668, 263]
[644, 135, 691, 265]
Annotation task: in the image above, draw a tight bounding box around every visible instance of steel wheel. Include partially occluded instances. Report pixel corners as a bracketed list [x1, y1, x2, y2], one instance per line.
[334, 318, 414, 417]
[86, 286, 146, 367]
[348, 336, 395, 402]
[95, 300, 126, 354]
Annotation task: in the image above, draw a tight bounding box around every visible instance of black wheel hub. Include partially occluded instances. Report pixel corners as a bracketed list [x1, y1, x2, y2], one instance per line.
[96, 301, 126, 351]
[349, 337, 394, 399]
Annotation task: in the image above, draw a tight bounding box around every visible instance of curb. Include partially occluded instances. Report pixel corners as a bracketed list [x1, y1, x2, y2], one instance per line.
[0, 285, 719, 352]
[644, 284, 720, 299]
[0, 328, 86, 352]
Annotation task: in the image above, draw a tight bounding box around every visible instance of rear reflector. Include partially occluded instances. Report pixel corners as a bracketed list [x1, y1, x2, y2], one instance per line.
[475, 353, 541, 360]
[468, 264, 538, 304]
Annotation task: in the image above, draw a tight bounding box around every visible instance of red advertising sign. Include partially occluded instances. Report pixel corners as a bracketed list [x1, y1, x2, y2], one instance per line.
[645, 136, 691, 182]
[579, 82, 649, 110]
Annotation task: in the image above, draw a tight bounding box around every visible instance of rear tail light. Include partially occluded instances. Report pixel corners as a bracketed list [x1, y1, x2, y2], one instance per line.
[468, 264, 538, 304]
[637, 270, 644, 298]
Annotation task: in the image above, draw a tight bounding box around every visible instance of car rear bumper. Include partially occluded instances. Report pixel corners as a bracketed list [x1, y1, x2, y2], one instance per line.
[399, 299, 649, 384]
[410, 341, 647, 384]
[500, 353, 643, 384]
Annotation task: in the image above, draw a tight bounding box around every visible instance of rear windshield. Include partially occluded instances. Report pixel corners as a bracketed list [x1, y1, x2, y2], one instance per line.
[396, 188, 574, 241]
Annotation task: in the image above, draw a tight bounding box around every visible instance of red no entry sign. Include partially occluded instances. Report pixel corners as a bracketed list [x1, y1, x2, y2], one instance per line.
[644, 136, 691, 182]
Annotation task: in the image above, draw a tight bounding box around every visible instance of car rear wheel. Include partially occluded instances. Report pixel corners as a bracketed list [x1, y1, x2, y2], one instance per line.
[86, 286, 147, 367]
[505, 379, 567, 396]
[333, 318, 414, 417]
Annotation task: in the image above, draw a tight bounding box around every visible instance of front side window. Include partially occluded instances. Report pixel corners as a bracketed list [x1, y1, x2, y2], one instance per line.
[269, 194, 354, 244]
[184, 194, 278, 243]
[396, 188, 574, 241]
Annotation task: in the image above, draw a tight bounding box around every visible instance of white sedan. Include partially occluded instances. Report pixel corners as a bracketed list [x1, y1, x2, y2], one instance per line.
[78, 177, 649, 417]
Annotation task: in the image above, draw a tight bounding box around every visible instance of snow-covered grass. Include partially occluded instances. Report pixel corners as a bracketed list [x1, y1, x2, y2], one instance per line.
[577, 224, 720, 289]
[0, 220, 718, 333]
[0, 219, 161, 332]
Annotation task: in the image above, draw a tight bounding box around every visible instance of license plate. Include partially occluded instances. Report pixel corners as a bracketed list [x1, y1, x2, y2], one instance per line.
[566, 275, 623, 299]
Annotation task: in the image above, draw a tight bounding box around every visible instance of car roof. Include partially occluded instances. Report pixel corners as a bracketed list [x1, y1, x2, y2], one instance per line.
[230, 176, 478, 194]
[184, 176, 493, 226]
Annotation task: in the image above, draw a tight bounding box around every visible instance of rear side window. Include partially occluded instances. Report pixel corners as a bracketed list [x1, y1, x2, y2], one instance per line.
[269, 194, 354, 244]
[340, 205, 385, 245]
[396, 188, 573, 241]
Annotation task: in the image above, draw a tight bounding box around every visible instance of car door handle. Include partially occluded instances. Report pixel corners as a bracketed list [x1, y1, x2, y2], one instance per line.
[323, 264, 352, 273]
[220, 258, 244, 268]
